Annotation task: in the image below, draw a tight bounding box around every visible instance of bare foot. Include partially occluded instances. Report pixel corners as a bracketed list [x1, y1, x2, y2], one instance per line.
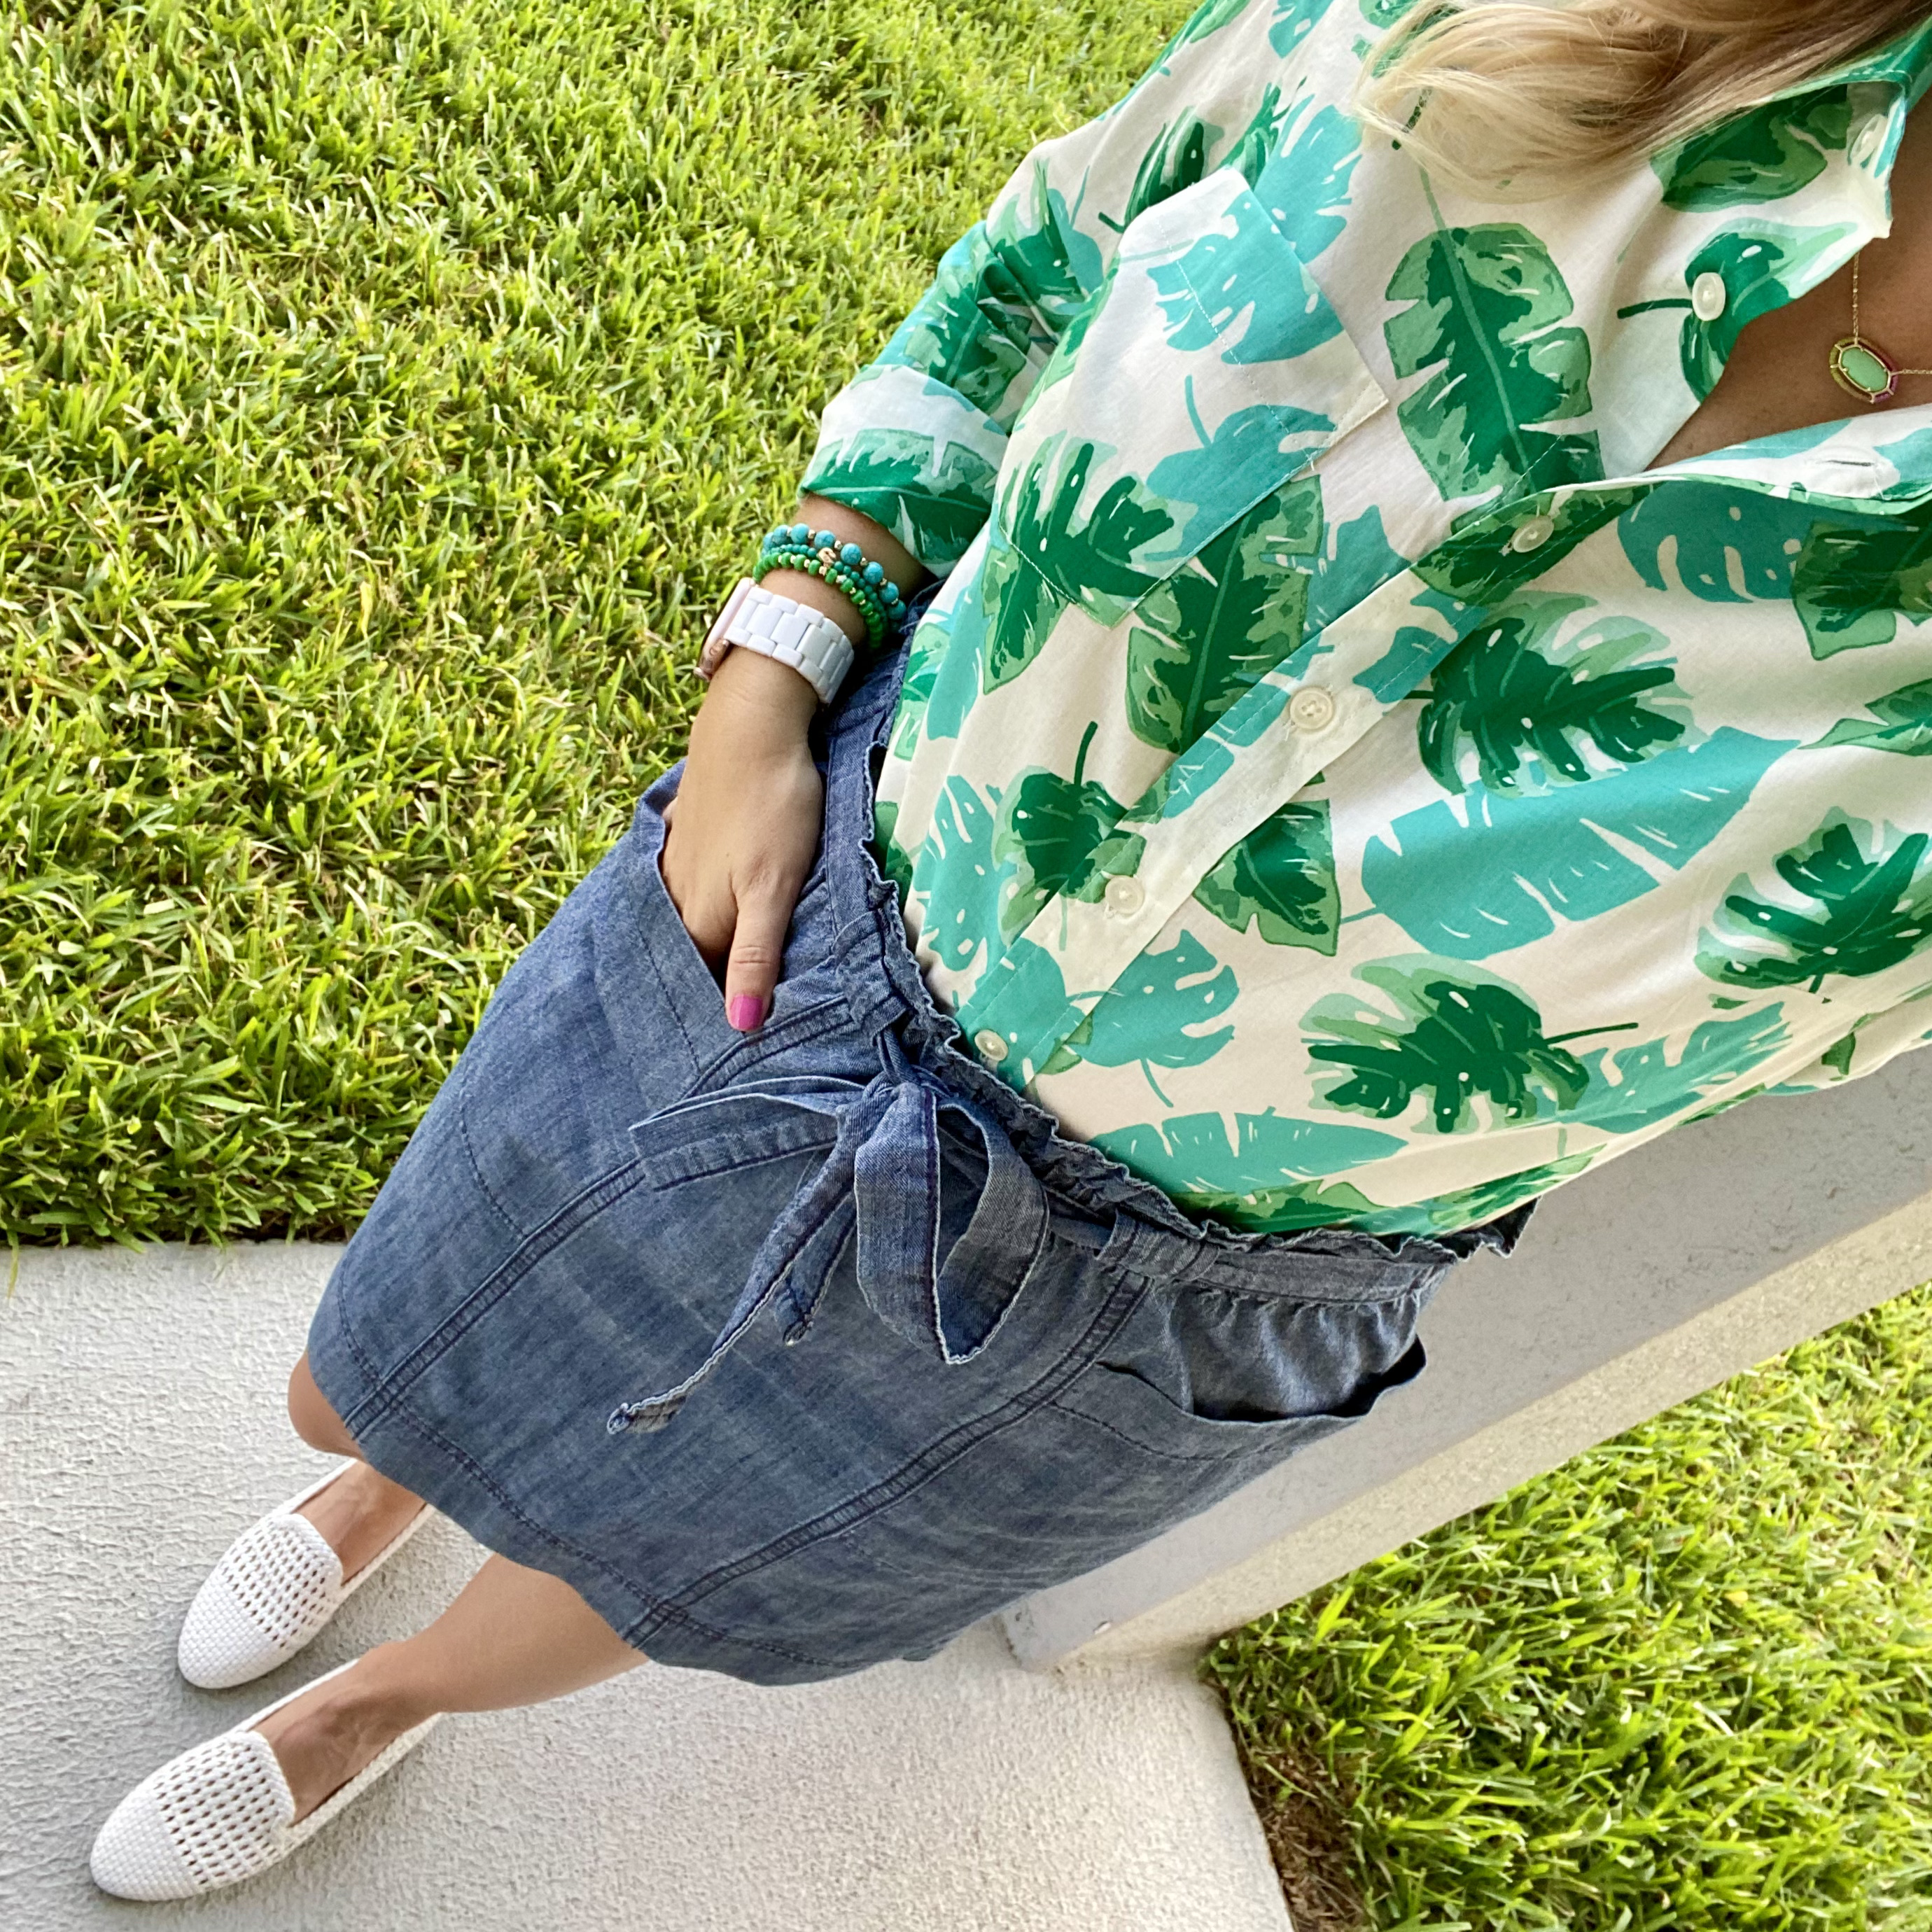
[296, 1462, 426, 1581]
[253, 1648, 429, 1822]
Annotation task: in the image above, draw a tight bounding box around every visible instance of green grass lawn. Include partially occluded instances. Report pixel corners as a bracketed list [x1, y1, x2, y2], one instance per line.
[1210, 1285, 1932, 1931]
[9, 1, 1932, 1924]
[1, 0, 1157, 1242]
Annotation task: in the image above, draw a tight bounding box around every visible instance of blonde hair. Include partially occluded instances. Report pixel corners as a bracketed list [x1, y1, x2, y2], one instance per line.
[1352, 0, 1932, 200]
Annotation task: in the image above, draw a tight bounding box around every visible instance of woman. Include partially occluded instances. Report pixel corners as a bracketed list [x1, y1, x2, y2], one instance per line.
[91, 0, 1932, 1896]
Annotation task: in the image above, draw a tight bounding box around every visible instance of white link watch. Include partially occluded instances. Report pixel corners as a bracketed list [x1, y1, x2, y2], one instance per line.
[699, 579, 858, 706]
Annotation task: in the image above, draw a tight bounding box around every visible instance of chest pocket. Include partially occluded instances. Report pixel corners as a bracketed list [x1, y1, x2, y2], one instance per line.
[989, 169, 1388, 645]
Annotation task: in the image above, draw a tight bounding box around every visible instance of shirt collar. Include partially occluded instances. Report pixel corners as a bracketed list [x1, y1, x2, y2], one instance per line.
[1743, 10, 1932, 188]
[1641, 10, 1932, 217]
[1795, 12, 1932, 108]
[1592, 15, 1932, 482]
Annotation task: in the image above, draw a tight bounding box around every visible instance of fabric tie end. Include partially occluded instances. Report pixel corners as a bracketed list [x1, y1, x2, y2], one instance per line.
[608, 1399, 682, 1436]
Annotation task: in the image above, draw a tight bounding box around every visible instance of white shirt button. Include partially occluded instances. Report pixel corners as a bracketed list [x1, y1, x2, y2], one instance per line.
[1508, 513, 1556, 554]
[1690, 271, 1728, 321]
[1850, 114, 1888, 167]
[1103, 874, 1147, 917]
[1288, 684, 1337, 734]
[973, 1029, 1009, 1065]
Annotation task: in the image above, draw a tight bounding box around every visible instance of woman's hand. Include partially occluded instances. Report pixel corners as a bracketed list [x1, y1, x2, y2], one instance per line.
[660, 648, 822, 1032]
[664, 495, 923, 1031]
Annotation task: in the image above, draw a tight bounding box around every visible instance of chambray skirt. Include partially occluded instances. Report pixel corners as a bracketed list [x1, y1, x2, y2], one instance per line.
[306, 639, 1530, 1686]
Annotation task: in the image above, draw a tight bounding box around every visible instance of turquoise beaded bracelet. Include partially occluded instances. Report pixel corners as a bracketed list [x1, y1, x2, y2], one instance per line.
[754, 526, 900, 646]
[752, 524, 906, 650]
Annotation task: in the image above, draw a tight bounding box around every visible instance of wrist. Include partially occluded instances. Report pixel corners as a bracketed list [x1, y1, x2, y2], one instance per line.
[696, 646, 819, 741]
[696, 496, 927, 708]
[752, 517, 910, 652]
[702, 576, 857, 706]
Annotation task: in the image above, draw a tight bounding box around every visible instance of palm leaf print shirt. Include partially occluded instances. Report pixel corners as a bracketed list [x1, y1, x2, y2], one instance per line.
[799, 1, 1932, 1239]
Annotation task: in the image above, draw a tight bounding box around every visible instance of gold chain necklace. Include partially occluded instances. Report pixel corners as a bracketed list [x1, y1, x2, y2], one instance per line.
[1829, 255, 1932, 403]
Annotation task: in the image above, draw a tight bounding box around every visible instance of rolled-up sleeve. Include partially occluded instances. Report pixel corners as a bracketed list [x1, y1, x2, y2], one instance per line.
[800, 0, 1282, 572]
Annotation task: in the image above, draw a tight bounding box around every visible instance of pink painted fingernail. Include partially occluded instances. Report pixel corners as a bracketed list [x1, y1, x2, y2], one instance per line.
[727, 995, 766, 1032]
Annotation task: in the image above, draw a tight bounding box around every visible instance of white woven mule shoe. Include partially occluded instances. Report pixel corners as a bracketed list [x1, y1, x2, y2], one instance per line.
[177, 1462, 429, 1690]
[90, 1661, 441, 1901]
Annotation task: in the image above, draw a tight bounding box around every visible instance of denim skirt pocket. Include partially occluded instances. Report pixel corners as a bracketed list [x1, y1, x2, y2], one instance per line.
[1050, 1275, 1433, 1464]
[629, 771, 846, 1058]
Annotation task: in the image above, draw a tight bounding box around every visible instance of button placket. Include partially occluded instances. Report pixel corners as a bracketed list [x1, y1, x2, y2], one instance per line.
[981, 564, 1492, 1082]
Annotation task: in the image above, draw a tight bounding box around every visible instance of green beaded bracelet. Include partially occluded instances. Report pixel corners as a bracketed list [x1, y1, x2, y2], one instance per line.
[755, 528, 899, 638]
[755, 552, 887, 648]
[753, 547, 889, 648]
[753, 524, 907, 649]
[764, 524, 907, 620]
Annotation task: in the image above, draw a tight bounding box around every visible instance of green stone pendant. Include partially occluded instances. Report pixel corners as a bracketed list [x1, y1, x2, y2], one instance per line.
[1830, 335, 1900, 403]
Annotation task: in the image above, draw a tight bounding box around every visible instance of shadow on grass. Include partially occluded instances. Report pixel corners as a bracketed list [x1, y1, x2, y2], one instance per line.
[1236, 1728, 1368, 1932]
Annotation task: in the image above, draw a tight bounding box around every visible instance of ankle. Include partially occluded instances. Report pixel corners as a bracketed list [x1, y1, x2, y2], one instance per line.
[255, 1653, 434, 1823]
[298, 1463, 425, 1578]
[344, 1642, 440, 1734]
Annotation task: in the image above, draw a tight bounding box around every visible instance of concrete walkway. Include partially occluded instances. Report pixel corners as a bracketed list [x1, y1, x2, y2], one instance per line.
[1, 1243, 1292, 1932]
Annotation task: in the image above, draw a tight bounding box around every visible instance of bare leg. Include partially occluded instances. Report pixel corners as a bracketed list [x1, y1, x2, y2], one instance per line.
[285, 1352, 426, 1578]
[267, 1357, 639, 1819]
[255, 1554, 645, 1819]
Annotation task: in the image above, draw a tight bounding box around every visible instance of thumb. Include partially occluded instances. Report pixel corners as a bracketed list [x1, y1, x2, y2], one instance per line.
[722, 880, 794, 1032]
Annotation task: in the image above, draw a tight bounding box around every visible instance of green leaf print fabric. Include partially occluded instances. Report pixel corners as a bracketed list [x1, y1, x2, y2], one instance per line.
[1383, 216, 1599, 503]
[1268, 0, 1336, 57]
[1568, 1008, 1790, 1135]
[881, 233, 1042, 422]
[996, 433, 1174, 618]
[1098, 114, 1220, 237]
[1354, 0, 1423, 24]
[1698, 817, 1932, 993]
[1653, 91, 1853, 212]
[1791, 505, 1932, 658]
[1617, 483, 1826, 603]
[798, 0, 1932, 1236]
[1126, 477, 1321, 749]
[804, 427, 1004, 579]
[1814, 677, 1932, 756]
[1251, 100, 1358, 260]
[988, 175, 1108, 338]
[1305, 960, 1595, 1135]
[1147, 402, 1336, 556]
[1675, 225, 1854, 399]
[1152, 190, 1344, 364]
[1042, 930, 1239, 1093]
[1362, 729, 1795, 960]
[1194, 801, 1340, 953]
[1096, 1110, 1399, 1191]
[1091, 1109, 1406, 1230]
[976, 521, 1063, 694]
[911, 778, 1007, 975]
[1415, 594, 1685, 794]
[993, 723, 1144, 940]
